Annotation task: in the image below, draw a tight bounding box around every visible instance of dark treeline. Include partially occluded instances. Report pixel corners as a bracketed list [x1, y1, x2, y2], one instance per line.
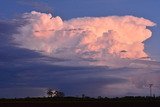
[0, 96, 160, 107]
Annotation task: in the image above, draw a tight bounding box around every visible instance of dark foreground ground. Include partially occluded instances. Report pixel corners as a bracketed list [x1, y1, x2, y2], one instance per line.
[0, 97, 160, 107]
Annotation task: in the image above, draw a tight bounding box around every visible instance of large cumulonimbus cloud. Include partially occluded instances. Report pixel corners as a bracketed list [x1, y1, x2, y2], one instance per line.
[13, 11, 155, 66]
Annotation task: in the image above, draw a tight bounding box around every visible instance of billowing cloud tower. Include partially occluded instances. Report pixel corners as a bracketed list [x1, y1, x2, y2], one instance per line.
[14, 11, 155, 66]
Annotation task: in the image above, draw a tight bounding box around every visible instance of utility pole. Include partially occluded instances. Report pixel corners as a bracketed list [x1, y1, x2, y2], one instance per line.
[149, 84, 153, 97]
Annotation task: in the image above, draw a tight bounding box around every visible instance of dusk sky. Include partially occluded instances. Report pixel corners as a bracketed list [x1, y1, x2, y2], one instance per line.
[0, 0, 160, 98]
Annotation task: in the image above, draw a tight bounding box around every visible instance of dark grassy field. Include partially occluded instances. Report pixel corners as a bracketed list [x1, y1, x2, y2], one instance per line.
[0, 96, 160, 107]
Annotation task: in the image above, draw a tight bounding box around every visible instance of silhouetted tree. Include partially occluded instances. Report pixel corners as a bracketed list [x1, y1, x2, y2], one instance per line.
[53, 90, 65, 97]
[47, 89, 53, 97]
[82, 94, 85, 98]
[98, 96, 102, 99]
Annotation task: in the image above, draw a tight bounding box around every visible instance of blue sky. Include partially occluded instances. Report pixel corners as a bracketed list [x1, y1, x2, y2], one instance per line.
[0, 0, 160, 98]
